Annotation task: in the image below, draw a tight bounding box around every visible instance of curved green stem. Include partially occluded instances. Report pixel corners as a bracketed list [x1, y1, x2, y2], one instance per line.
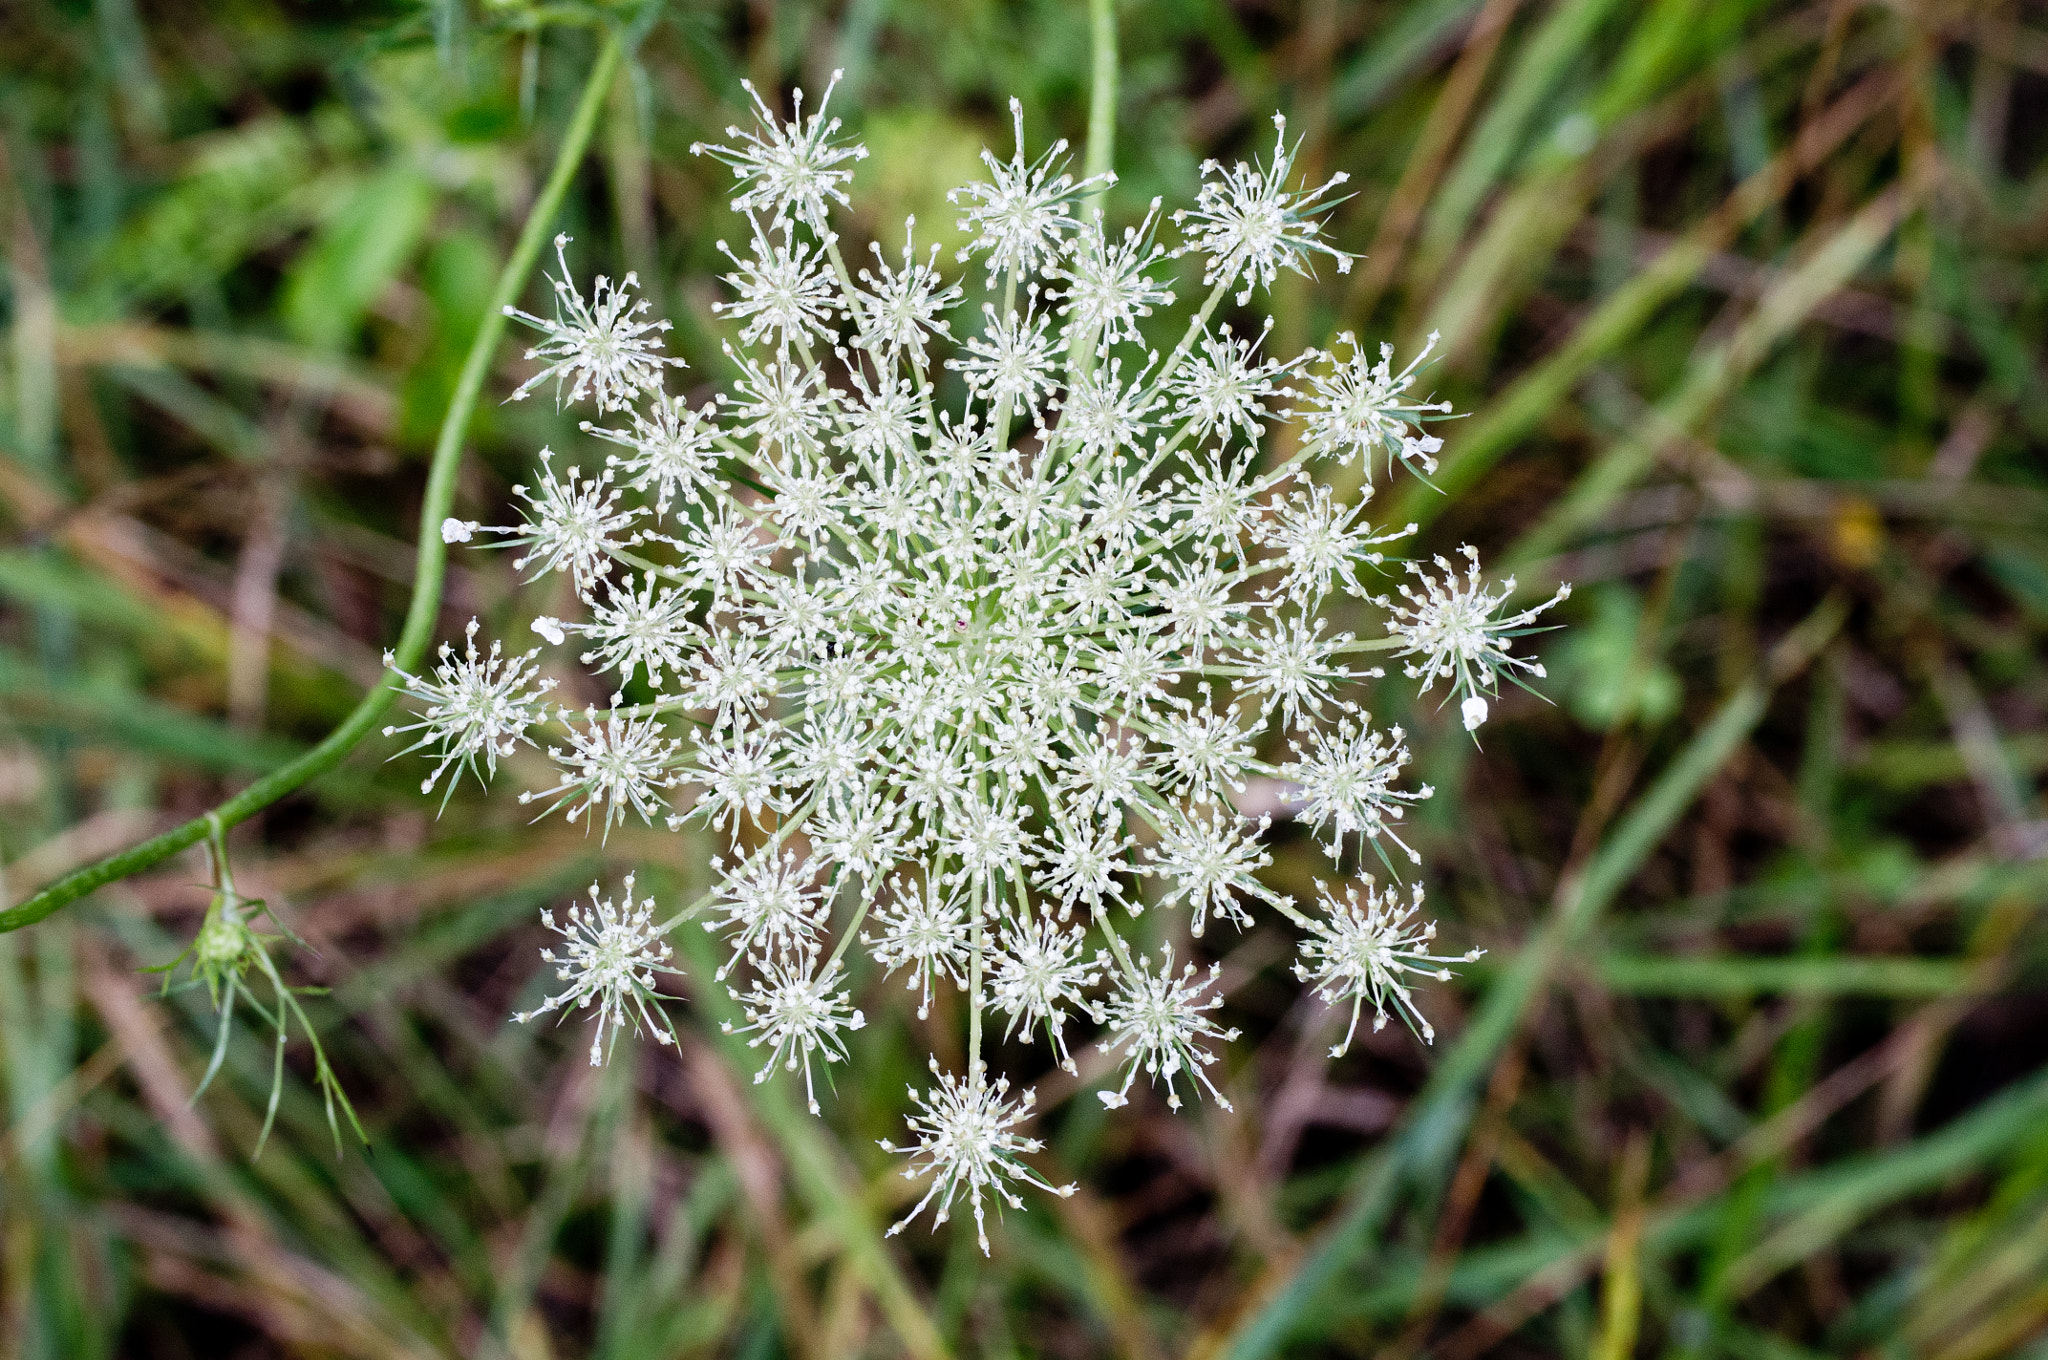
[1, 32, 627, 934]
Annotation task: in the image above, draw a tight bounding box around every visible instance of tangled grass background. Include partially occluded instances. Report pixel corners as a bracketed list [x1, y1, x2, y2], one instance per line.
[1, 1, 2045, 1357]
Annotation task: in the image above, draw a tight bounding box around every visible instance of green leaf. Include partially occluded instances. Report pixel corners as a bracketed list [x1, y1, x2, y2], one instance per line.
[281, 166, 437, 354]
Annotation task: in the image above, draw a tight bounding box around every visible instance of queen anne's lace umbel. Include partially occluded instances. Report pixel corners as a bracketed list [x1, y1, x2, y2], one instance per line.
[401, 76, 1568, 1254]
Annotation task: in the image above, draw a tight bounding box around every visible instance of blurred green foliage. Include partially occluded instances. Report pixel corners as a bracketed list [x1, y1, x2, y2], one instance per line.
[2, 0, 2046, 1357]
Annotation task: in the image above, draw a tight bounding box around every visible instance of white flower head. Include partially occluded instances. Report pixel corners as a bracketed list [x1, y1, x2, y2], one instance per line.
[691, 71, 867, 232]
[713, 216, 841, 353]
[867, 874, 971, 1019]
[1294, 878, 1481, 1052]
[1168, 320, 1296, 441]
[840, 365, 922, 463]
[1174, 113, 1354, 304]
[948, 291, 1061, 421]
[1142, 803, 1282, 938]
[672, 502, 778, 598]
[854, 218, 965, 359]
[572, 570, 697, 686]
[705, 849, 829, 973]
[951, 98, 1108, 281]
[812, 779, 909, 884]
[1176, 447, 1268, 545]
[485, 450, 641, 593]
[1376, 545, 1571, 729]
[684, 631, 783, 729]
[520, 705, 681, 836]
[503, 235, 682, 412]
[989, 912, 1101, 1072]
[514, 875, 679, 1066]
[1283, 717, 1432, 865]
[1156, 701, 1259, 803]
[585, 393, 724, 515]
[940, 795, 1035, 891]
[1056, 354, 1162, 462]
[1237, 613, 1358, 731]
[723, 956, 866, 1114]
[674, 724, 786, 838]
[383, 618, 554, 799]
[1038, 813, 1135, 918]
[396, 83, 1576, 1245]
[880, 1062, 1076, 1255]
[1047, 199, 1176, 352]
[725, 350, 842, 453]
[1297, 330, 1452, 482]
[1258, 481, 1414, 605]
[1093, 945, 1241, 1112]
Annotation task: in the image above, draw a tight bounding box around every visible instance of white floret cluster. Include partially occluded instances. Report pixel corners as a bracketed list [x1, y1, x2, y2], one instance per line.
[394, 77, 1567, 1253]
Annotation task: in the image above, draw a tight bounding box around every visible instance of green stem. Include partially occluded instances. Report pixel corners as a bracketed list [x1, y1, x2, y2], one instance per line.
[1083, 0, 1118, 201]
[968, 873, 985, 1080]
[1067, 0, 1118, 384]
[0, 32, 628, 934]
[990, 268, 1019, 452]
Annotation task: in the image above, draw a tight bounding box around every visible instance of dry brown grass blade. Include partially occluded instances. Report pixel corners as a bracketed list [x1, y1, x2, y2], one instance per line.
[1380, 1046, 1527, 1360]
[1054, 1185, 1171, 1360]
[0, 453, 384, 690]
[112, 1204, 447, 1360]
[1, 811, 161, 900]
[0, 1037, 122, 1167]
[227, 462, 298, 730]
[681, 1035, 824, 1359]
[1346, 0, 1523, 323]
[79, 933, 224, 1165]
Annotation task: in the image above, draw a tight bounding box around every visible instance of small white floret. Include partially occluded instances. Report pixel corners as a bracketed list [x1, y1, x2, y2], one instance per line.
[880, 1062, 1075, 1256]
[1294, 878, 1482, 1052]
[513, 874, 680, 1066]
